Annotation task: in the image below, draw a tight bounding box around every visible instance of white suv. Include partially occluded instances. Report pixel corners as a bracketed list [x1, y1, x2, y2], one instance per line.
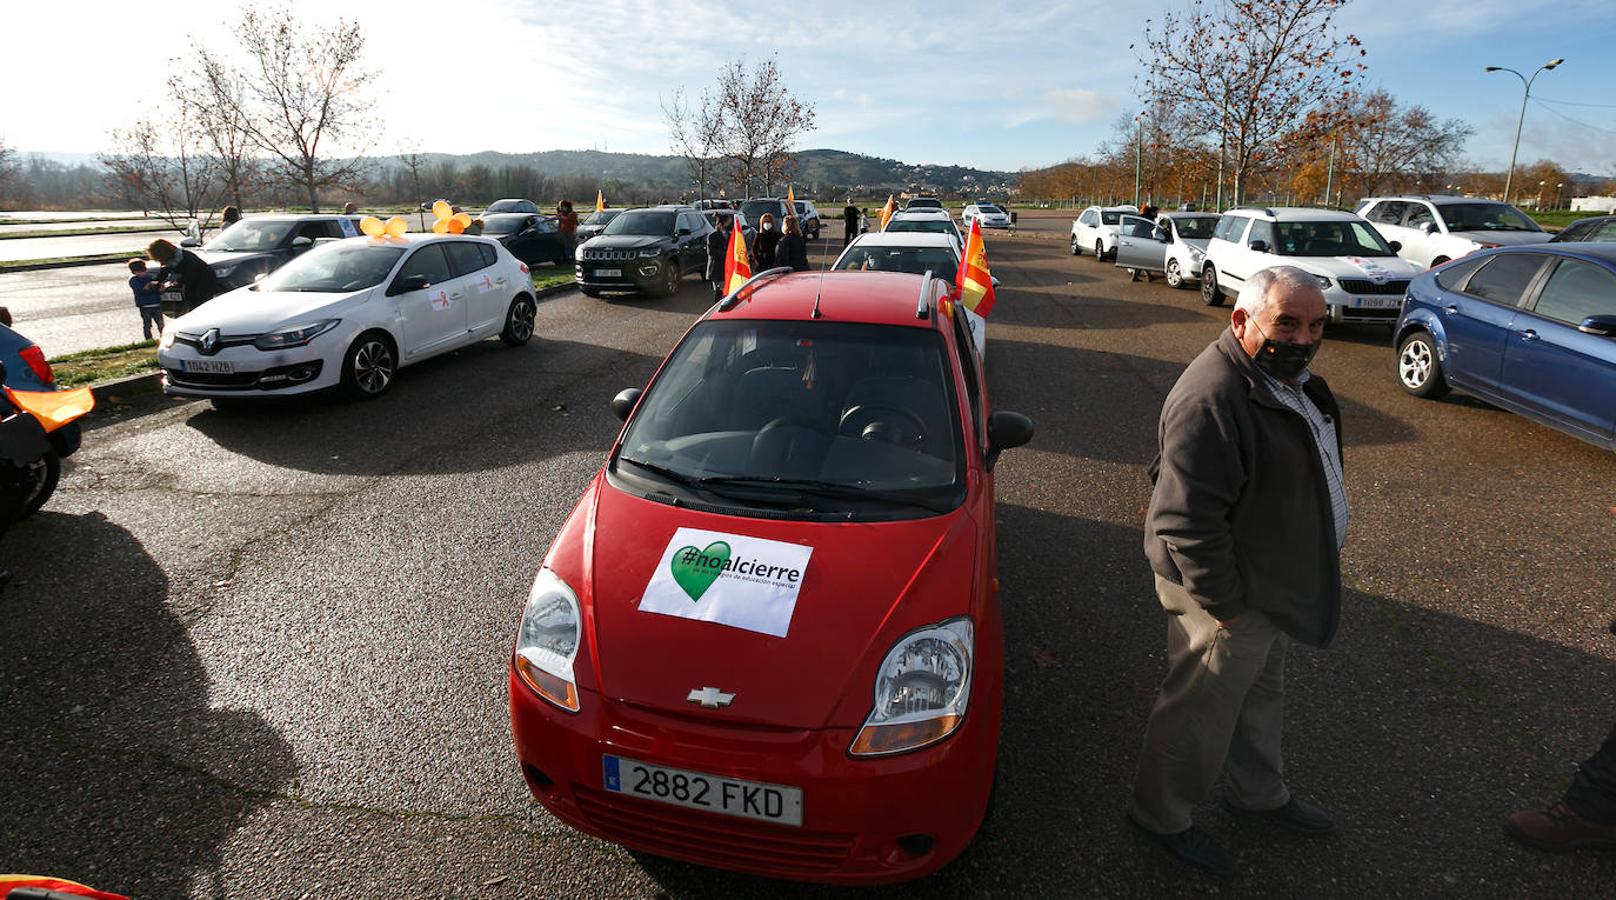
[1198, 207, 1424, 324]
[1070, 205, 1138, 260]
[1356, 195, 1549, 269]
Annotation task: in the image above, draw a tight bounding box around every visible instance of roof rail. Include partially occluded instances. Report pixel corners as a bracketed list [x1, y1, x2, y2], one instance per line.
[716, 266, 794, 311]
[916, 269, 935, 320]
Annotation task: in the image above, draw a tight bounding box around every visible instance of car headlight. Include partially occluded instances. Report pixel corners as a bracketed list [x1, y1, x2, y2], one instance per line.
[1314, 275, 1333, 289]
[159, 329, 177, 350]
[638, 248, 663, 258]
[252, 319, 341, 350]
[851, 617, 973, 757]
[514, 568, 582, 712]
[213, 264, 240, 280]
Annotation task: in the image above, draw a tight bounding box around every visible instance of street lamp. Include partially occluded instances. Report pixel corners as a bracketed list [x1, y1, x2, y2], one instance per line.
[1538, 180, 1548, 210]
[1485, 58, 1564, 204]
[1556, 181, 1564, 211]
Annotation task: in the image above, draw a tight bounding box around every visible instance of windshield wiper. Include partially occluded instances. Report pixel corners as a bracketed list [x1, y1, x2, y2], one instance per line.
[697, 475, 950, 513]
[617, 455, 703, 488]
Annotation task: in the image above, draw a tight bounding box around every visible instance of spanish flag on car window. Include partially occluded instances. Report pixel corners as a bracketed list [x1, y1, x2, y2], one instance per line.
[724, 220, 752, 294]
[956, 217, 996, 317]
[786, 184, 796, 218]
[595, 189, 605, 213]
[879, 194, 896, 231]
[0, 874, 131, 899]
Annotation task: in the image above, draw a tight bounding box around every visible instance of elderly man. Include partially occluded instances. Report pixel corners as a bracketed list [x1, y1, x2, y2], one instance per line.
[1130, 265, 1346, 876]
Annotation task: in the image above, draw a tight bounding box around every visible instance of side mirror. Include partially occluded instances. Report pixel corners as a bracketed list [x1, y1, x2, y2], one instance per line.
[291, 235, 314, 249]
[180, 237, 201, 248]
[1247, 239, 1269, 253]
[984, 410, 1034, 472]
[1421, 221, 1439, 235]
[1388, 240, 1403, 253]
[991, 276, 1000, 288]
[612, 387, 643, 421]
[392, 274, 431, 295]
[1577, 314, 1616, 337]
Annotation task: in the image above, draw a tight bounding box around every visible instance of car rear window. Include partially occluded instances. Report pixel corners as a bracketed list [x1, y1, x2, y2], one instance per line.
[1101, 211, 1123, 225]
[834, 246, 959, 283]
[444, 241, 490, 277]
[1531, 258, 1616, 325]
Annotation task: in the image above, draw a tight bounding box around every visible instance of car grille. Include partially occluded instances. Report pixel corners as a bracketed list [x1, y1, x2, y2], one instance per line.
[572, 785, 855, 876]
[172, 333, 259, 352]
[1339, 278, 1409, 295]
[165, 368, 259, 389]
[583, 249, 638, 262]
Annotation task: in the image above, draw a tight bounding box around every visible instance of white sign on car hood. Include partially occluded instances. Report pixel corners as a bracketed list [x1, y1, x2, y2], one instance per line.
[1291, 256, 1422, 281]
[172, 286, 369, 334]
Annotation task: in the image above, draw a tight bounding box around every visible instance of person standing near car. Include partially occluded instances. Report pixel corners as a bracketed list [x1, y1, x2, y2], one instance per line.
[1130, 265, 1346, 877]
[147, 238, 223, 315]
[706, 213, 732, 301]
[843, 198, 860, 248]
[557, 200, 580, 261]
[220, 205, 242, 229]
[127, 258, 164, 339]
[753, 213, 781, 270]
[777, 215, 811, 272]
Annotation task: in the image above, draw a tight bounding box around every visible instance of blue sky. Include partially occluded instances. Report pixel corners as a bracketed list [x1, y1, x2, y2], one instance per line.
[10, 0, 1616, 175]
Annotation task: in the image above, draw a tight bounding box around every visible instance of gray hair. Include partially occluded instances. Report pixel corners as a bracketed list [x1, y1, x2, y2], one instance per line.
[1236, 266, 1322, 318]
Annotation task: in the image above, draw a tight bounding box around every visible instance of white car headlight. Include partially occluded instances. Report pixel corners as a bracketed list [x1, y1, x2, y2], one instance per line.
[514, 568, 582, 712]
[213, 264, 240, 279]
[252, 319, 341, 350]
[851, 617, 973, 756]
[1314, 275, 1333, 289]
[159, 329, 177, 350]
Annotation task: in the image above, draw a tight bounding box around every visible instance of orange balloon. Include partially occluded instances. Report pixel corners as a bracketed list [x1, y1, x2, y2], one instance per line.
[360, 216, 385, 237]
[446, 218, 466, 234]
[432, 200, 453, 221]
[383, 216, 408, 237]
[451, 212, 472, 230]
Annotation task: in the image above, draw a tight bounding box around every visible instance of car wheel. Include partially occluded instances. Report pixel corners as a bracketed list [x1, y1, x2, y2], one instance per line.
[500, 294, 536, 346]
[1095, 240, 1105, 261]
[1396, 329, 1450, 398]
[341, 331, 396, 400]
[1201, 265, 1225, 306]
[1166, 258, 1184, 289]
[657, 260, 681, 297]
[15, 451, 60, 518]
[1070, 235, 1081, 256]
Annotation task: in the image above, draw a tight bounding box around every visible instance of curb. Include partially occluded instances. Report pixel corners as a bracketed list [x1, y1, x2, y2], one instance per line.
[2, 255, 139, 274]
[533, 280, 578, 300]
[89, 370, 164, 406]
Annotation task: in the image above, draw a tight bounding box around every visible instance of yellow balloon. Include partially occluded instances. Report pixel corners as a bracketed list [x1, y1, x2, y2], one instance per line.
[432, 200, 453, 221]
[432, 219, 450, 235]
[359, 216, 385, 237]
[384, 216, 408, 237]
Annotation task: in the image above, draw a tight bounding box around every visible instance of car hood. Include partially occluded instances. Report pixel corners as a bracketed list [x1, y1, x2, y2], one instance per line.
[1446, 230, 1549, 247]
[1181, 238, 1210, 252]
[195, 249, 278, 269]
[173, 285, 369, 334]
[1280, 255, 1425, 282]
[558, 478, 979, 730]
[586, 235, 668, 252]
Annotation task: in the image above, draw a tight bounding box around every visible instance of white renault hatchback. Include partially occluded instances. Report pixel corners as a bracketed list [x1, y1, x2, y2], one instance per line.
[158, 234, 537, 402]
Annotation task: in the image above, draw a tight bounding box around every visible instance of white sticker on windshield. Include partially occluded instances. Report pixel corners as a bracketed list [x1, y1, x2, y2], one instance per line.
[639, 528, 813, 638]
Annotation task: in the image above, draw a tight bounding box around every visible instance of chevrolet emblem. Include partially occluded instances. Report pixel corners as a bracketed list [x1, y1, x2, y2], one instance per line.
[686, 686, 735, 709]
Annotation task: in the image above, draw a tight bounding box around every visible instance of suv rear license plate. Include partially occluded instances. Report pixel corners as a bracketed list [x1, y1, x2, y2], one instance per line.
[182, 359, 235, 374]
[603, 754, 803, 826]
[1354, 296, 1400, 309]
[594, 268, 622, 278]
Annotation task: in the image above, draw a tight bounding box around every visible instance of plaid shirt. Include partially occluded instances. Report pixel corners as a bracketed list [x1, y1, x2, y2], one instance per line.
[1260, 369, 1349, 549]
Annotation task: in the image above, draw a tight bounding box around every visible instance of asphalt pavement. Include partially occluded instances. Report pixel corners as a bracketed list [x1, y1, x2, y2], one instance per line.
[3, 212, 1613, 897]
[0, 229, 173, 263]
[0, 263, 153, 355]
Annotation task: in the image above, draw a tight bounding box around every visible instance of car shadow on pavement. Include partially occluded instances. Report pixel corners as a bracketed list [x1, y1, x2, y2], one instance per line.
[0, 510, 297, 898]
[183, 336, 665, 477]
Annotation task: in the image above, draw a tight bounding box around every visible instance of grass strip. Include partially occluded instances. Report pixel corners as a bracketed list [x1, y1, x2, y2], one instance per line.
[531, 267, 576, 292]
[0, 252, 140, 271]
[49, 340, 159, 388]
[0, 224, 171, 241]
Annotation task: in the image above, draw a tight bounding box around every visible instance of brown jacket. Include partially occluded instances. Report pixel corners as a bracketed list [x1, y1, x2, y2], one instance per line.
[1144, 327, 1344, 647]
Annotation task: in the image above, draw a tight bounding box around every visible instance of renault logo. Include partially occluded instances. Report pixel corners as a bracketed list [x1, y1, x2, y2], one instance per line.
[199, 328, 221, 355]
[686, 687, 735, 709]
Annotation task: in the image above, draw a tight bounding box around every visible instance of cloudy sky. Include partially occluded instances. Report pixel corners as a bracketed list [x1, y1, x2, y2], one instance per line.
[7, 0, 1616, 175]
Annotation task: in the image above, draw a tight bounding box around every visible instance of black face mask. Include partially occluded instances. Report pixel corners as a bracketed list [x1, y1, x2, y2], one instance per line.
[1251, 320, 1319, 381]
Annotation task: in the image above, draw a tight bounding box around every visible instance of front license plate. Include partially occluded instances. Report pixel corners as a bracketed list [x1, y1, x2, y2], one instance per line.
[594, 268, 622, 278]
[1354, 295, 1401, 309]
[182, 359, 235, 374]
[603, 754, 803, 826]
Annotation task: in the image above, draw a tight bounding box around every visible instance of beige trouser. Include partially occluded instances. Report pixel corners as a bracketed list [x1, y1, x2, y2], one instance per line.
[1129, 574, 1291, 834]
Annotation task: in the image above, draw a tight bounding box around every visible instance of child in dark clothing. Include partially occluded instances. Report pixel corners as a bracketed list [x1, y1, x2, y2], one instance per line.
[128, 258, 164, 339]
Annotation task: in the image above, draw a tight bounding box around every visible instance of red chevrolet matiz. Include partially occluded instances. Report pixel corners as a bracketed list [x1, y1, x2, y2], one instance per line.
[507, 268, 1033, 884]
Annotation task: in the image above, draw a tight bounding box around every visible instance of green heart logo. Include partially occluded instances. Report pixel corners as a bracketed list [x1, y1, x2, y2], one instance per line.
[670, 541, 731, 602]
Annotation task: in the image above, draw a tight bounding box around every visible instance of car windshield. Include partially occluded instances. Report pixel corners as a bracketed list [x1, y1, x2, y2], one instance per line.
[206, 220, 293, 252]
[258, 241, 405, 293]
[481, 216, 530, 235]
[1169, 217, 1217, 240]
[1272, 221, 1396, 257]
[794, 202, 810, 213]
[740, 200, 784, 222]
[887, 220, 959, 239]
[603, 211, 675, 236]
[1101, 211, 1124, 225]
[486, 200, 528, 214]
[582, 210, 620, 227]
[978, 205, 1005, 215]
[615, 319, 964, 518]
[834, 245, 959, 282]
[1441, 203, 1541, 232]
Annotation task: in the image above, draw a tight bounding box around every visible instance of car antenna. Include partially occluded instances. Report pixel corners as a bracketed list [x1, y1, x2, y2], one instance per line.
[811, 273, 824, 318]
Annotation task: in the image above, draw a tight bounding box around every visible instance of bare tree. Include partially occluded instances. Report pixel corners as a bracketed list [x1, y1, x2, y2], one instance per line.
[0, 135, 17, 207]
[225, 4, 379, 212]
[396, 139, 429, 228]
[1137, 0, 1366, 206]
[1336, 90, 1473, 195]
[663, 88, 726, 198]
[172, 53, 261, 210]
[712, 58, 816, 197]
[99, 114, 222, 233]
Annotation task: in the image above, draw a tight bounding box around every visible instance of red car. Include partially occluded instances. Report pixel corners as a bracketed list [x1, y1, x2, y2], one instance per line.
[507, 268, 1033, 884]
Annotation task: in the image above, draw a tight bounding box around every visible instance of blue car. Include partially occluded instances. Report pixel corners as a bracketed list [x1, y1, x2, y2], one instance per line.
[1394, 244, 1616, 451]
[0, 320, 83, 516]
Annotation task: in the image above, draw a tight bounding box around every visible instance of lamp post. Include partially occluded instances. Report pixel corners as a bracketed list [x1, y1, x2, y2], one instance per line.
[1538, 180, 1547, 210]
[1484, 59, 1564, 204]
[1556, 181, 1564, 211]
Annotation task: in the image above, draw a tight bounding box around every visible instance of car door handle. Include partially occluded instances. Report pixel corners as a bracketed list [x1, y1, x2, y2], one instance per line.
[450, 292, 464, 300]
[1444, 305, 1459, 315]
[1518, 329, 1539, 342]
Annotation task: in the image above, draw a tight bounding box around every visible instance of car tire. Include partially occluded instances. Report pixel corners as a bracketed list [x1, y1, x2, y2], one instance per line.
[16, 451, 60, 518]
[1166, 258, 1185, 289]
[1397, 329, 1450, 399]
[1070, 235, 1081, 256]
[500, 294, 537, 346]
[341, 330, 397, 400]
[1095, 240, 1105, 261]
[656, 260, 681, 298]
[1201, 265, 1225, 306]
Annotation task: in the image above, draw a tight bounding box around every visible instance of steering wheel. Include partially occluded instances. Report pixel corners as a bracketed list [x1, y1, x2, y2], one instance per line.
[839, 404, 929, 451]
